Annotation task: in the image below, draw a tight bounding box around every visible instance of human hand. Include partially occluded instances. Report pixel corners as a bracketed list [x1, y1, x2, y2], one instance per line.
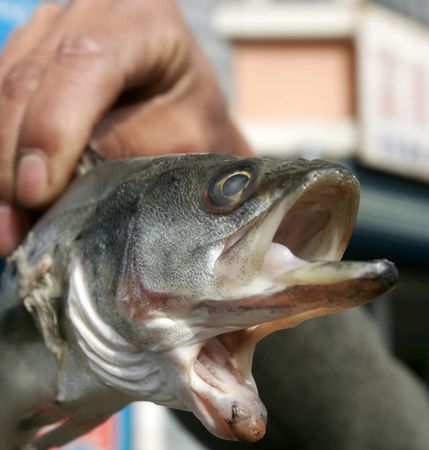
[0, 0, 250, 256]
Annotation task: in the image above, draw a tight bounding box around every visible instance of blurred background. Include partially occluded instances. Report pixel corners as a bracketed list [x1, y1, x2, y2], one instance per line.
[1, 0, 428, 449]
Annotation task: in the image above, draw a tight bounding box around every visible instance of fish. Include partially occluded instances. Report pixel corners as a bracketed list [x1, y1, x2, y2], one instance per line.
[0, 153, 398, 449]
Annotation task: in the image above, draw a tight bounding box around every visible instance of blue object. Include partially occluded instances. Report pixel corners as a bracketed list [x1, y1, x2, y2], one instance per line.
[118, 406, 133, 450]
[0, 0, 41, 48]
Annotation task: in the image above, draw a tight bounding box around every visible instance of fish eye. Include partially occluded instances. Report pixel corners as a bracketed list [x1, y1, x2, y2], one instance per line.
[206, 167, 255, 210]
[222, 172, 251, 198]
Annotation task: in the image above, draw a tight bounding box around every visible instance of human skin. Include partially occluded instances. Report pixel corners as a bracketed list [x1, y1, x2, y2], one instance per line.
[0, 0, 250, 256]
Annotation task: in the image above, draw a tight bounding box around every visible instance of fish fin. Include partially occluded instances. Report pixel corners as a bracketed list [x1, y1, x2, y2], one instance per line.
[9, 237, 64, 359]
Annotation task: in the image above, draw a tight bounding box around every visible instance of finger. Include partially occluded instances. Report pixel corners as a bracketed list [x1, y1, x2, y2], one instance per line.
[0, 204, 30, 256]
[16, 1, 189, 207]
[0, 57, 45, 202]
[0, 3, 64, 202]
[0, 0, 117, 205]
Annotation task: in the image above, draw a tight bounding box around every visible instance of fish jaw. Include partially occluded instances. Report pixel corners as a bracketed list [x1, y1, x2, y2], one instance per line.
[114, 161, 397, 443]
[70, 157, 397, 444]
[172, 167, 398, 442]
[182, 259, 397, 443]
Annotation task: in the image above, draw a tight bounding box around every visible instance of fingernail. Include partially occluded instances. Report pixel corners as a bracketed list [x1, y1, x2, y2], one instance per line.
[16, 151, 48, 206]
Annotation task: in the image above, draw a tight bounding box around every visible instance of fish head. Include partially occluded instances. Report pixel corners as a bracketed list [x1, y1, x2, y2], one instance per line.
[76, 154, 397, 443]
[125, 155, 360, 302]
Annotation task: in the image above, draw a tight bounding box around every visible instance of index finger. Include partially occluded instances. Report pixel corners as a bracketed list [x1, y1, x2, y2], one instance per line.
[16, 1, 190, 207]
[0, 3, 63, 202]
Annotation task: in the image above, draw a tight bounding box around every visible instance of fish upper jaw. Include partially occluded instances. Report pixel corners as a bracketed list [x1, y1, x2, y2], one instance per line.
[212, 166, 360, 300]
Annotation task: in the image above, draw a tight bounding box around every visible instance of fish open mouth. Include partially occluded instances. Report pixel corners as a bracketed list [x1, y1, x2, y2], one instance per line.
[213, 168, 362, 298]
[189, 167, 398, 443]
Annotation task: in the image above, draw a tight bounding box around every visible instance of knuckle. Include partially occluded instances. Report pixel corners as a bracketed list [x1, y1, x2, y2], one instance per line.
[1, 59, 42, 101]
[56, 32, 106, 63]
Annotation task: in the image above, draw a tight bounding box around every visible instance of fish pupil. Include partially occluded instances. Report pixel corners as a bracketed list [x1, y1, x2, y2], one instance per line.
[222, 174, 250, 197]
